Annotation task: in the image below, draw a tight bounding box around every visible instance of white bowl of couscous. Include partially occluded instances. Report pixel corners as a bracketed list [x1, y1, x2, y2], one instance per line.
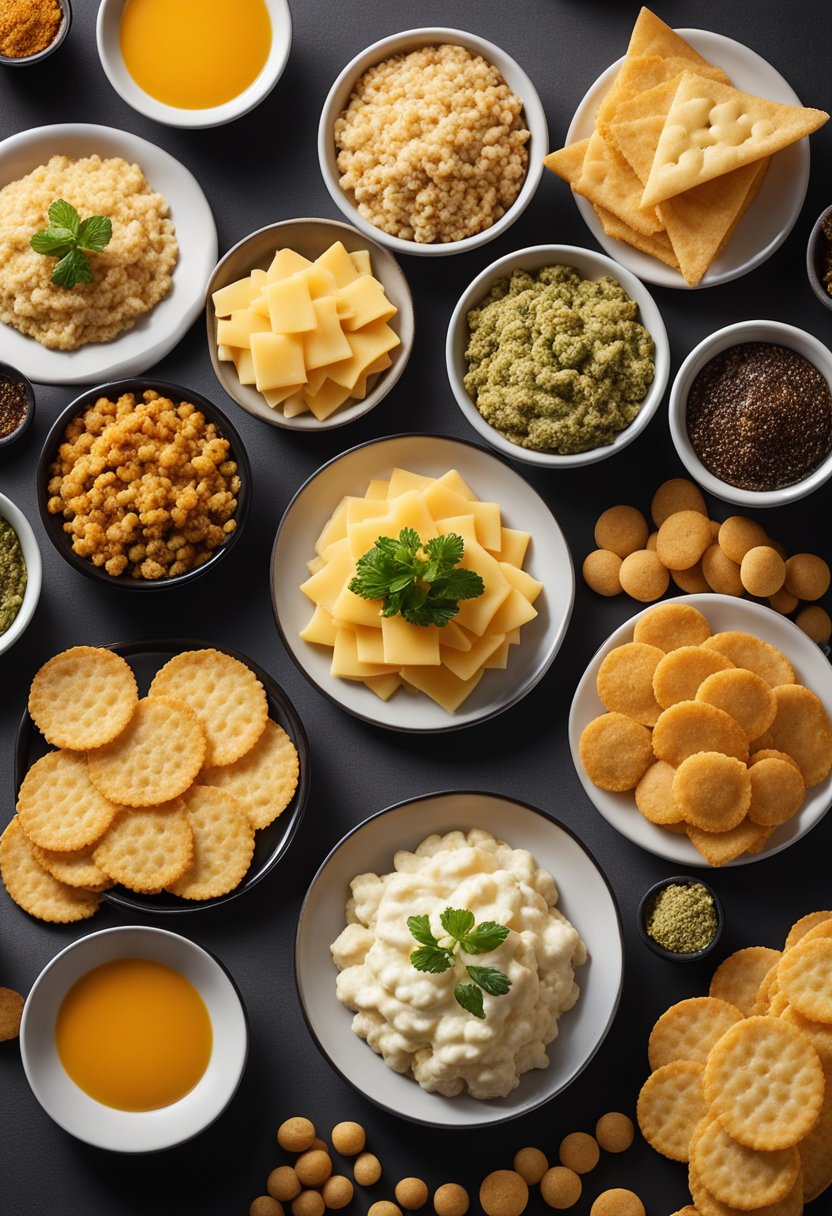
[318, 28, 548, 258]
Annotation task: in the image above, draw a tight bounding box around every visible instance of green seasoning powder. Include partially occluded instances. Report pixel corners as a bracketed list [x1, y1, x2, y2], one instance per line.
[0, 517, 27, 636]
[646, 882, 718, 954]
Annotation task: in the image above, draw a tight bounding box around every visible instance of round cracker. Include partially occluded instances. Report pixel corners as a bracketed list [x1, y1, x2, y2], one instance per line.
[636, 1060, 707, 1162]
[777, 938, 832, 1025]
[701, 633, 795, 688]
[703, 1016, 824, 1151]
[754, 684, 832, 788]
[93, 803, 194, 892]
[653, 645, 735, 709]
[748, 759, 804, 827]
[579, 712, 654, 792]
[696, 669, 777, 740]
[0, 987, 24, 1041]
[31, 844, 114, 892]
[17, 750, 121, 852]
[653, 702, 749, 768]
[648, 996, 744, 1071]
[201, 719, 300, 830]
[799, 1077, 832, 1202]
[167, 785, 255, 900]
[149, 649, 268, 767]
[87, 696, 206, 807]
[753, 960, 782, 1014]
[633, 602, 712, 652]
[709, 947, 782, 1017]
[635, 760, 683, 825]
[785, 910, 832, 951]
[687, 818, 770, 867]
[673, 752, 751, 832]
[27, 646, 138, 751]
[597, 642, 664, 726]
[0, 818, 101, 923]
[749, 749, 801, 774]
[691, 1116, 800, 1210]
[778, 1003, 832, 1071]
[688, 1161, 804, 1216]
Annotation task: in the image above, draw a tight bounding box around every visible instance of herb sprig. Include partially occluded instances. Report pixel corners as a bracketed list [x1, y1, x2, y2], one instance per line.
[348, 529, 484, 628]
[30, 200, 112, 290]
[408, 907, 511, 1019]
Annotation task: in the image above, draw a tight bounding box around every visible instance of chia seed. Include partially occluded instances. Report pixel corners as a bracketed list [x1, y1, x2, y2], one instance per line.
[686, 342, 832, 491]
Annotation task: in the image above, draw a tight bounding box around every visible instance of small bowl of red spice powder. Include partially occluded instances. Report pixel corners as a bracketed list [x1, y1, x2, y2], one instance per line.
[0, 360, 35, 449]
[669, 320, 832, 509]
[0, 0, 71, 66]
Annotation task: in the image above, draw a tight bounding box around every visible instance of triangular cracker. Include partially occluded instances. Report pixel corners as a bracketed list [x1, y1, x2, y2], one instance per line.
[626, 7, 715, 65]
[543, 138, 589, 182]
[596, 54, 729, 135]
[594, 205, 680, 270]
[575, 130, 663, 236]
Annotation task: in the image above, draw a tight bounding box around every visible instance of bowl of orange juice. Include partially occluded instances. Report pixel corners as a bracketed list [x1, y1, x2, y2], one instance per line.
[19, 926, 248, 1151]
[96, 0, 292, 129]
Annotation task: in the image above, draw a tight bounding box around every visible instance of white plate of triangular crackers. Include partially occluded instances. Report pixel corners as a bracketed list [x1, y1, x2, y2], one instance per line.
[548, 8, 827, 289]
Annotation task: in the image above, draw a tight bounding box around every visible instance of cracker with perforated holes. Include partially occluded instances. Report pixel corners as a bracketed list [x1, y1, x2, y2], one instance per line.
[691, 1115, 801, 1210]
[87, 696, 206, 806]
[149, 649, 268, 768]
[777, 938, 832, 1024]
[785, 910, 832, 951]
[688, 1160, 804, 1216]
[166, 785, 255, 900]
[27, 646, 138, 752]
[637, 1059, 707, 1162]
[648, 996, 744, 1071]
[201, 719, 300, 830]
[703, 1015, 824, 1151]
[778, 1003, 832, 1070]
[31, 843, 113, 892]
[93, 802, 193, 892]
[0, 818, 101, 922]
[17, 750, 120, 852]
[709, 947, 781, 1017]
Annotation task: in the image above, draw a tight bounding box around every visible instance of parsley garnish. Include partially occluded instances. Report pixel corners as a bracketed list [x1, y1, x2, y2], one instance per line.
[348, 529, 484, 628]
[407, 907, 511, 1019]
[30, 200, 112, 290]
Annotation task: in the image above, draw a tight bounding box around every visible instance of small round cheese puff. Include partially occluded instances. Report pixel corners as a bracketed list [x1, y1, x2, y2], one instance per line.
[395, 1179, 428, 1210]
[368, 1205, 400, 1216]
[512, 1148, 548, 1185]
[767, 538, 788, 560]
[579, 713, 654, 792]
[646, 531, 658, 551]
[321, 1178, 353, 1211]
[433, 1184, 469, 1216]
[353, 1153, 382, 1186]
[589, 1191, 645, 1216]
[582, 549, 623, 597]
[558, 1132, 599, 1174]
[719, 516, 768, 564]
[0, 987, 24, 1041]
[295, 1151, 332, 1188]
[597, 642, 664, 726]
[657, 510, 713, 571]
[651, 478, 707, 527]
[671, 562, 709, 593]
[268, 1168, 302, 1203]
[310, 1139, 328, 1154]
[785, 553, 831, 601]
[634, 602, 711, 652]
[252, 1198, 284, 1216]
[748, 757, 805, 826]
[540, 1167, 581, 1209]
[709, 519, 722, 540]
[479, 1171, 528, 1216]
[635, 761, 683, 825]
[673, 752, 751, 831]
[331, 1121, 365, 1156]
[292, 1193, 325, 1216]
[595, 1111, 635, 1153]
[594, 506, 649, 558]
[796, 605, 832, 644]
[619, 550, 669, 602]
[740, 546, 786, 597]
[278, 1118, 316, 1153]
[769, 587, 799, 615]
[696, 668, 777, 740]
[701, 544, 744, 596]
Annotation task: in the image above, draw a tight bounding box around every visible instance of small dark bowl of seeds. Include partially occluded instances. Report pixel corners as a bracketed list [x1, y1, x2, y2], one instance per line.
[0, 360, 35, 449]
[638, 875, 723, 963]
[806, 204, 832, 315]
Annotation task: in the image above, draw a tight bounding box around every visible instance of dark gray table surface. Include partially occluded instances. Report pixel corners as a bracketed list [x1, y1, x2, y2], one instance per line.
[1, 2, 831, 1213]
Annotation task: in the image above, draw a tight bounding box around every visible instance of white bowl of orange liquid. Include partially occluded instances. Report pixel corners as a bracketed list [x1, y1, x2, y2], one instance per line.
[19, 926, 248, 1152]
[96, 0, 291, 129]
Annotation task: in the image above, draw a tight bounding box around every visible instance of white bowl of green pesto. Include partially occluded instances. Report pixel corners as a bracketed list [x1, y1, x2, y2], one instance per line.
[0, 492, 41, 657]
[446, 245, 670, 467]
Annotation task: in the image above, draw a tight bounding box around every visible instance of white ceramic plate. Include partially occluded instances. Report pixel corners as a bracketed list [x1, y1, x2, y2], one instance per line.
[271, 434, 575, 732]
[296, 791, 623, 1128]
[0, 124, 217, 384]
[568, 594, 832, 865]
[564, 30, 810, 289]
[20, 926, 248, 1152]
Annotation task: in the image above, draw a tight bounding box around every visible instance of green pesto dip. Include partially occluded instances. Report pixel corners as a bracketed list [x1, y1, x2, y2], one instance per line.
[0, 517, 27, 636]
[463, 265, 656, 454]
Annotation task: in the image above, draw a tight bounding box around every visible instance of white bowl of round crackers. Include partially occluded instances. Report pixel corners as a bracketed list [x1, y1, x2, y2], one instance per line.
[568, 594, 832, 866]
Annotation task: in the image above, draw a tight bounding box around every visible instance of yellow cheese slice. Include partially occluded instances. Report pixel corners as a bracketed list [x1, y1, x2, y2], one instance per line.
[216, 343, 238, 362]
[400, 665, 485, 712]
[384, 491, 439, 543]
[331, 628, 398, 679]
[261, 382, 304, 408]
[339, 275, 398, 331]
[436, 620, 473, 652]
[250, 332, 307, 391]
[421, 482, 502, 551]
[326, 321, 400, 390]
[331, 581, 383, 629]
[362, 673, 401, 701]
[303, 297, 353, 370]
[499, 562, 543, 604]
[354, 625, 386, 664]
[484, 639, 511, 670]
[212, 275, 258, 317]
[454, 541, 511, 636]
[345, 497, 390, 526]
[437, 469, 476, 500]
[231, 348, 256, 385]
[442, 632, 506, 682]
[306, 554, 325, 574]
[364, 479, 389, 500]
[267, 248, 312, 282]
[381, 615, 441, 666]
[315, 499, 347, 554]
[314, 241, 361, 288]
[350, 249, 372, 276]
[299, 605, 339, 646]
[217, 309, 271, 349]
[387, 468, 436, 497]
[298, 264, 338, 299]
[299, 538, 353, 613]
[305, 380, 355, 421]
[265, 274, 316, 333]
[493, 527, 531, 568]
[282, 392, 310, 418]
[434, 514, 478, 546]
[487, 587, 538, 635]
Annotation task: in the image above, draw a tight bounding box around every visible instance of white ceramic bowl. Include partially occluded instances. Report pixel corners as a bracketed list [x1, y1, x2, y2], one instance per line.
[317, 28, 547, 258]
[0, 492, 41, 658]
[668, 320, 832, 508]
[20, 926, 248, 1152]
[446, 245, 669, 467]
[271, 433, 575, 731]
[296, 791, 623, 1128]
[206, 218, 414, 431]
[569, 593, 832, 867]
[96, 0, 292, 128]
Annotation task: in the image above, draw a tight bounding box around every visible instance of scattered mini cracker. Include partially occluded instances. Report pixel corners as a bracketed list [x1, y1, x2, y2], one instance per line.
[167, 785, 256, 900]
[785, 910, 832, 951]
[149, 648, 268, 767]
[636, 1059, 707, 1162]
[0, 987, 24, 1041]
[690, 1116, 801, 1210]
[651, 479, 707, 527]
[653, 645, 734, 708]
[769, 587, 799, 615]
[703, 1015, 825, 1151]
[597, 642, 664, 726]
[93, 802, 194, 892]
[0, 818, 101, 923]
[695, 668, 777, 740]
[652, 701, 749, 768]
[201, 719, 300, 830]
[635, 760, 684, 825]
[740, 546, 786, 598]
[579, 712, 654, 792]
[754, 684, 832, 787]
[582, 549, 623, 597]
[17, 750, 121, 852]
[718, 517, 769, 565]
[656, 510, 713, 571]
[795, 605, 832, 645]
[747, 758, 805, 827]
[87, 696, 207, 807]
[709, 947, 782, 1016]
[618, 550, 669, 602]
[687, 818, 770, 867]
[783, 553, 831, 601]
[594, 505, 649, 558]
[27, 646, 138, 752]
[672, 752, 750, 831]
[31, 844, 114, 892]
[648, 997, 744, 1070]
[633, 602, 711, 651]
[702, 545, 744, 597]
[671, 563, 710, 594]
[701, 633, 795, 688]
[777, 938, 832, 1025]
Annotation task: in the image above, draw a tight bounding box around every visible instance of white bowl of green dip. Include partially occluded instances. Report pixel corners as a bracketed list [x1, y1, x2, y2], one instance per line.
[0, 492, 41, 657]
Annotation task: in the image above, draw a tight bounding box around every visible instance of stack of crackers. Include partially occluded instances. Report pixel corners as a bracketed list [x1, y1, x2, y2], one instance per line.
[638, 910, 832, 1209]
[544, 8, 828, 285]
[578, 601, 832, 865]
[0, 645, 300, 922]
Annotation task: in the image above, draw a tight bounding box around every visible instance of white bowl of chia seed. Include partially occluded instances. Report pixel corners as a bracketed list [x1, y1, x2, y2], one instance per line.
[669, 320, 832, 509]
[0, 491, 42, 657]
[446, 244, 670, 468]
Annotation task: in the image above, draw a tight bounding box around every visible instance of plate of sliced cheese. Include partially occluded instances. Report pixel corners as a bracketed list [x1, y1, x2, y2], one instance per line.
[271, 434, 574, 731]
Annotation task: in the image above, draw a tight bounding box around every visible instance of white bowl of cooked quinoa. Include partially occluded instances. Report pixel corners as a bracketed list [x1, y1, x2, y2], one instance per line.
[318, 28, 547, 257]
[446, 244, 670, 467]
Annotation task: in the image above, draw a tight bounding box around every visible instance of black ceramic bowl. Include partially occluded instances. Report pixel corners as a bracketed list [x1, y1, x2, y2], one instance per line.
[0, 359, 35, 449]
[36, 377, 250, 591]
[0, 0, 71, 66]
[806, 204, 832, 313]
[637, 874, 724, 963]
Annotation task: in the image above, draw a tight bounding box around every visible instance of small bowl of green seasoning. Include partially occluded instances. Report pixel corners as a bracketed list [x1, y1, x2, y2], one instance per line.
[638, 876, 723, 963]
[0, 491, 41, 657]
